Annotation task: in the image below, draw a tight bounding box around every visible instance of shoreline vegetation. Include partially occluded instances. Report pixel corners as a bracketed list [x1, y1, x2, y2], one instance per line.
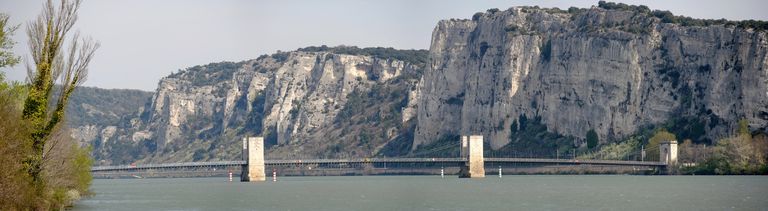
[0, 0, 98, 210]
[579, 120, 767, 175]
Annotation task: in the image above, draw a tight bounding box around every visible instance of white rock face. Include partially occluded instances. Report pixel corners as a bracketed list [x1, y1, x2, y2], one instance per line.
[414, 7, 768, 149]
[100, 126, 117, 141]
[402, 80, 421, 123]
[141, 51, 420, 157]
[131, 131, 153, 143]
[261, 52, 410, 145]
[77, 7, 768, 164]
[70, 125, 100, 146]
[148, 77, 220, 147]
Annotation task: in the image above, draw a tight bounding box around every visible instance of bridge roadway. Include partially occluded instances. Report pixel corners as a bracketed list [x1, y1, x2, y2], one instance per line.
[91, 157, 665, 172]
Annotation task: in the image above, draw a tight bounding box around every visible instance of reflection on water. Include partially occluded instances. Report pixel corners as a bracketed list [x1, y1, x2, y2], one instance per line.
[75, 175, 768, 211]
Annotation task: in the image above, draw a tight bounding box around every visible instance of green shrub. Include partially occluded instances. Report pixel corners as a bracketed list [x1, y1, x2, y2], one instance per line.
[540, 40, 552, 62]
[643, 129, 676, 161]
[504, 25, 518, 32]
[296, 45, 428, 65]
[586, 129, 599, 149]
[472, 12, 483, 21]
[598, 1, 768, 31]
[192, 149, 206, 161]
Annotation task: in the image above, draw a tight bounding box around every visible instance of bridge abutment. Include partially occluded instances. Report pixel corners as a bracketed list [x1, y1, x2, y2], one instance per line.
[241, 137, 266, 182]
[459, 135, 485, 178]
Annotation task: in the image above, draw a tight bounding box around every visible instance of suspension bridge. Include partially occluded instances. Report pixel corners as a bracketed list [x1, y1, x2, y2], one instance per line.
[91, 136, 678, 179]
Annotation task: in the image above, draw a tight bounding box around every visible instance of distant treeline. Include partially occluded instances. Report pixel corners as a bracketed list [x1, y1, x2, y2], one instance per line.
[66, 86, 153, 127]
[296, 45, 429, 65]
[597, 1, 768, 31]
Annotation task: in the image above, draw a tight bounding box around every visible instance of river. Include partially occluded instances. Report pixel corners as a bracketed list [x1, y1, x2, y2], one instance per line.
[74, 175, 767, 210]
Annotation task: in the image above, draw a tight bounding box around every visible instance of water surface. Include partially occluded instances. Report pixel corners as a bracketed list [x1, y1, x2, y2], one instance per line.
[75, 175, 768, 210]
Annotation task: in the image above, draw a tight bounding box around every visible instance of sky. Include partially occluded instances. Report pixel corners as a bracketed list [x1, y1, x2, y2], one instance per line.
[1, 0, 766, 91]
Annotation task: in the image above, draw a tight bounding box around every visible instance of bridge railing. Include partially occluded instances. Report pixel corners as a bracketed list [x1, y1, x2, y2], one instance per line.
[91, 160, 246, 172]
[266, 157, 466, 165]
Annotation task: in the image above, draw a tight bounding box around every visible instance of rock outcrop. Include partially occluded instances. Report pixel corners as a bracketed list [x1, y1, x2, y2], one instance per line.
[94, 48, 426, 164]
[414, 6, 768, 150]
[69, 4, 768, 164]
[64, 87, 152, 162]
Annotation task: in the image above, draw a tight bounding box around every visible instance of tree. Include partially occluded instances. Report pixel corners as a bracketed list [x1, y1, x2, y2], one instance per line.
[646, 129, 676, 161]
[678, 139, 712, 164]
[586, 129, 599, 149]
[737, 119, 749, 136]
[22, 0, 99, 192]
[715, 135, 757, 174]
[0, 14, 35, 209]
[0, 72, 35, 209]
[0, 13, 20, 68]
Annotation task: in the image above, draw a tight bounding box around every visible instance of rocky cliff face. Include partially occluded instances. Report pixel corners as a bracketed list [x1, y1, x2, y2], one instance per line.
[65, 87, 152, 154]
[72, 4, 768, 165]
[87, 48, 426, 164]
[414, 6, 768, 150]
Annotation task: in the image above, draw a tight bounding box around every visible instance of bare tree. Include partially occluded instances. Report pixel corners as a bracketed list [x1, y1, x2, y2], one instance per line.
[22, 0, 99, 188]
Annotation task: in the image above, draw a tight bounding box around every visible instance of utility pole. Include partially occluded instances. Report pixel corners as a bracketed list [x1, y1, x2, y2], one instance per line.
[641, 145, 645, 161]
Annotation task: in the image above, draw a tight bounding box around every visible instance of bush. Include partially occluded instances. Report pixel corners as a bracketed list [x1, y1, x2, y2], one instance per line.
[646, 129, 676, 161]
[0, 74, 36, 209]
[540, 40, 552, 62]
[472, 12, 483, 21]
[567, 7, 583, 14]
[579, 137, 640, 160]
[192, 149, 206, 161]
[0, 73, 95, 209]
[495, 114, 576, 157]
[586, 129, 599, 149]
[597, 1, 649, 14]
[682, 133, 767, 175]
[296, 45, 428, 65]
[444, 92, 465, 106]
[598, 1, 768, 31]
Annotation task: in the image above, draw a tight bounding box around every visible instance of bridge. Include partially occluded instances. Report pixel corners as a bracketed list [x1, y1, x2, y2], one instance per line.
[91, 158, 666, 172]
[91, 136, 678, 180]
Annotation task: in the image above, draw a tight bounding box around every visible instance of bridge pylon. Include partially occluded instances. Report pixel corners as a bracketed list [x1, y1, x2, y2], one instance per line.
[659, 140, 678, 165]
[459, 135, 485, 178]
[241, 137, 266, 182]
[659, 140, 678, 174]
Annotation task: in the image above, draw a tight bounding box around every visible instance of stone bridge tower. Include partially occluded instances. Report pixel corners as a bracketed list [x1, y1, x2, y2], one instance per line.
[659, 140, 678, 165]
[241, 137, 266, 182]
[459, 135, 485, 178]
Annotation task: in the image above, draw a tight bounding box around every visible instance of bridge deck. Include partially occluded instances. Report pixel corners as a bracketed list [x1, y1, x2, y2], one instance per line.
[91, 158, 665, 172]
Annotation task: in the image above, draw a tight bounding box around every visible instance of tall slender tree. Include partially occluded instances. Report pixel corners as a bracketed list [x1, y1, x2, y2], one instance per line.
[22, 0, 99, 189]
[0, 13, 20, 68]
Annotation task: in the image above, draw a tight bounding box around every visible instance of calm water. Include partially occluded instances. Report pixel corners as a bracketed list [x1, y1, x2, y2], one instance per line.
[75, 175, 768, 211]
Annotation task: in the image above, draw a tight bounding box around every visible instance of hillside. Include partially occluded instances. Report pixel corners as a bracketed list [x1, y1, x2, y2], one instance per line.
[69, 2, 768, 165]
[73, 46, 428, 164]
[66, 87, 152, 150]
[415, 3, 768, 151]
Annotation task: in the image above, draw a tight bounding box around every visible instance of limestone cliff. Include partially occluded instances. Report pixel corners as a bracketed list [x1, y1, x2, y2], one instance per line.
[414, 6, 768, 150]
[64, 87, 152, 160]
[96, 47, 426, 164]
[70, 4, 768, 165]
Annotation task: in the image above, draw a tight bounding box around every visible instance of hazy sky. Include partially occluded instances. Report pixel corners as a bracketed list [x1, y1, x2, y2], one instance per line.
[1, 0, 766, 91]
